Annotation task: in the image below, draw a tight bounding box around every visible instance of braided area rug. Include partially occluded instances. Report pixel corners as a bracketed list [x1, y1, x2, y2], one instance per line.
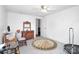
[32, 37, 57, 50]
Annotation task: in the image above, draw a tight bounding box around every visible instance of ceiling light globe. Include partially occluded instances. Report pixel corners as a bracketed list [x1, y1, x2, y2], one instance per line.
[41, 9, 47, 13]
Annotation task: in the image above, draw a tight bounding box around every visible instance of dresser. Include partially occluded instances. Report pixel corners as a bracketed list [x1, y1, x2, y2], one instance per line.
[22, 21, 34, 40]
[22, 31, 34, 40]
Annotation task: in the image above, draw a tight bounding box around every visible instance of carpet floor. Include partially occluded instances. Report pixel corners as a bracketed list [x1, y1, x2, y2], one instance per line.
[19, 37, 66, 54]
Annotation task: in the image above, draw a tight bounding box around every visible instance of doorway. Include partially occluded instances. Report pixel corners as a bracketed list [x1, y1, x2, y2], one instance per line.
[36, 18, 41, 37]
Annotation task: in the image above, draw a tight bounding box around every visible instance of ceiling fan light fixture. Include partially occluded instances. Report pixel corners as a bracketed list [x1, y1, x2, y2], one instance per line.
[41, 5, 47, 13]
[41, 9, 47, 13]
[41, 5, 47, 9]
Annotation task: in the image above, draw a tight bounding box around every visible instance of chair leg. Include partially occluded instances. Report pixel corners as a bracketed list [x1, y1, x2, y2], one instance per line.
[24, 40, 26, 45]
[15, 46, 20, 54]
[18, 40, 27, 47]
[25, 40, 27, 45]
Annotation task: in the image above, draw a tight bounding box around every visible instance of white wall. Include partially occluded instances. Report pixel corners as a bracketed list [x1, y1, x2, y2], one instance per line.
[7, 12, 41, 38]
[0, 6, 7, 43]
[41, 17, 47, 37]
[41, 6, 79, 44]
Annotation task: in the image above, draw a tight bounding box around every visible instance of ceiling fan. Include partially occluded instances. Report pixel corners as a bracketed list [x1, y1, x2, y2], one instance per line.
[40, 5, 53, 13]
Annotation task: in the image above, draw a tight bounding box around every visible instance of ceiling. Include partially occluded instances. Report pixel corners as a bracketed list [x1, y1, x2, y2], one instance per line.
[5, 5, 75, 17]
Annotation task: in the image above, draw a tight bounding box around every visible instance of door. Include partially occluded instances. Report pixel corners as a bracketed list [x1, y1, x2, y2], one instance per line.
[36, 19, 41, 36]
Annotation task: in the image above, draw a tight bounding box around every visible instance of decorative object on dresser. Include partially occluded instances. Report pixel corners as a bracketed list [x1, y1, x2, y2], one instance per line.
[23, 21, 31, 31]
[22, 21, 34, 40]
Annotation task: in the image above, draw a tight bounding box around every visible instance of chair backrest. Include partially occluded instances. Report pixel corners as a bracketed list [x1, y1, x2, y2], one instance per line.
[3, 33, 17, 46]
[16, 30, 22, 39]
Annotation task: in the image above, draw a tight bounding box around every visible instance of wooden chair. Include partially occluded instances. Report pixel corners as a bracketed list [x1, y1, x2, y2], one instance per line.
[16, 30, 27, 47]
[2, 33, 20, 54]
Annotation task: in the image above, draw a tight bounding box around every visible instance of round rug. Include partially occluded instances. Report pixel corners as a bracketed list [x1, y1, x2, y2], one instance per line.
[32, 38, 57, 50]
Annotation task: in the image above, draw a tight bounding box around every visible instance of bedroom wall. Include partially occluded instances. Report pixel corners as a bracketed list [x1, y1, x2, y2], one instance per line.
[0, 6, 7, 43]
[41, 6, 79, 44]
[7, 12, 41, 38]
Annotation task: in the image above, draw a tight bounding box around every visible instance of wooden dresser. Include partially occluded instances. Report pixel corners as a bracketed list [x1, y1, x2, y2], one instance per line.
[22, 21, 34, 40]
[22, 31, 34, 40]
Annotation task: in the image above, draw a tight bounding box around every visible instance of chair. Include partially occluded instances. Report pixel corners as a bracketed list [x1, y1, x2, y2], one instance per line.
[16, 30, 27, 47]
[2, 33, 20, 54]
[0, 43, 6, 54]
